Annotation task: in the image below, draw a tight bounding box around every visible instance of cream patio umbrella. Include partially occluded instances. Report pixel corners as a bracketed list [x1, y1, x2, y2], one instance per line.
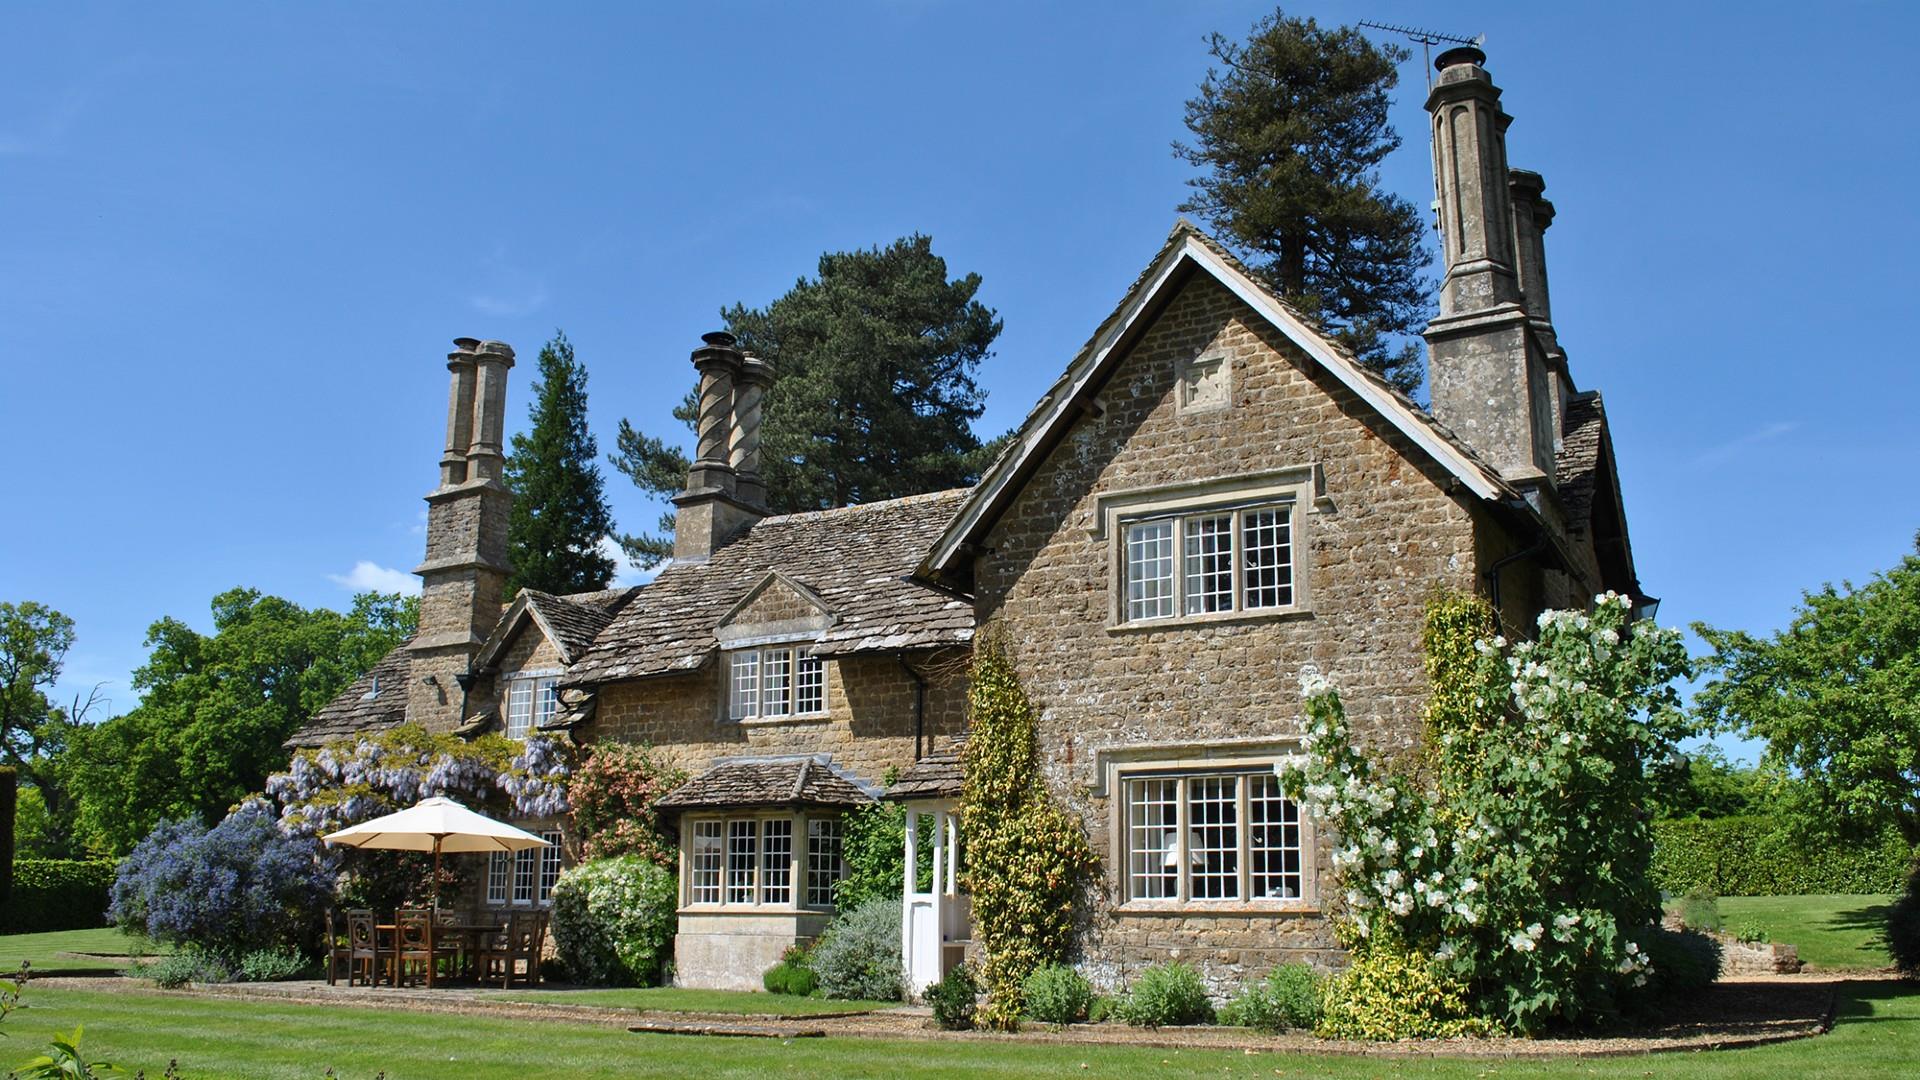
[321, 796, 550, 908]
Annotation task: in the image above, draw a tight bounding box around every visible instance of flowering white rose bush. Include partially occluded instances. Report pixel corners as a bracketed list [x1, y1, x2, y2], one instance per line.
[1282, 592, 1690, 1034]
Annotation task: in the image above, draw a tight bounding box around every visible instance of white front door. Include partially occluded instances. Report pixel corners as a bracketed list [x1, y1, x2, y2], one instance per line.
[901, 803, 968, 996]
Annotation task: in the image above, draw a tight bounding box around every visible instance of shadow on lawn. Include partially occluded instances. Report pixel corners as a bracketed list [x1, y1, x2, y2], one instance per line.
[1830, 978, 1918, 1027]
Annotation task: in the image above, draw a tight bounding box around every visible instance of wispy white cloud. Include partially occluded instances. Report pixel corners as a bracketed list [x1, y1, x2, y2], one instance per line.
[598, 536, 658, 587]
[328, 560, 421, 595]
[1689, 420, 1800, 468]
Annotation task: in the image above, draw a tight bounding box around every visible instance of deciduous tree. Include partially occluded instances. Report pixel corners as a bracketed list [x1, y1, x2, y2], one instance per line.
[1175, 9, 1431, 394]
[63, 589, 416, 854]
[612, 235, 1003, 565]
[1694, 535, 1920, 847]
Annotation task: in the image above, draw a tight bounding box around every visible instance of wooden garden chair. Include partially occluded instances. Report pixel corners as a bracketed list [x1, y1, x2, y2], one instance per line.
[478, 911, 546, 989]
[391, 908, 436, 988]
[345, 909, 383, 987]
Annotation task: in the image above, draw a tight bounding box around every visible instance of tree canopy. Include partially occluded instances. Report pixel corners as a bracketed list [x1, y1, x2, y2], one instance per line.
[1694, 535, 1920, 847]
[612, 234, 1004, 565]
[505, 330, 618, 596]
[0, 600, 88, 856]
[63, 588, 416, 855]
[1175, 9, 1431, 395]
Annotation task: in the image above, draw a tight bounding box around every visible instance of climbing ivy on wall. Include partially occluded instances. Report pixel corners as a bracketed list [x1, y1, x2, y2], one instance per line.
[958, 637, 1098, 1030]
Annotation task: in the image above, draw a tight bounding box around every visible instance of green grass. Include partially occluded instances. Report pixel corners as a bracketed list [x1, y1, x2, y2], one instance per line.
[0, 980, 1911, 1080]
[485, 986, 897, 1015]
[1717, 895, 1897, 970]
[0, 928, 162, 974]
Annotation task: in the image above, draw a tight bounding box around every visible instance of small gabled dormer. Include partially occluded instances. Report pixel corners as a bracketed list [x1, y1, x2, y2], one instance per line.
[715, 571, 838, 724]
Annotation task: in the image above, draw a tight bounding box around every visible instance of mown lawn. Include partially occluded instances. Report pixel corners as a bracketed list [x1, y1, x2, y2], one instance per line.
[1717, 895, 1897, 970]
[0, 928, 160, 974]
[0, 980, 1909, 1080]
[484, 987, 896, 1015]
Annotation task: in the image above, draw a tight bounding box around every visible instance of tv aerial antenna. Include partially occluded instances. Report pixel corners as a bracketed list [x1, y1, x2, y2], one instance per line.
[1356, 21, 1486, 88]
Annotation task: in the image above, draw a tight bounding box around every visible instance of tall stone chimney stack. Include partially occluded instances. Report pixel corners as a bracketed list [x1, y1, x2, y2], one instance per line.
[411, 337, 515, 729]
[730, 354, 775, 509]
[672, 331, 766, 561]
[1423, 46, 1557, 488]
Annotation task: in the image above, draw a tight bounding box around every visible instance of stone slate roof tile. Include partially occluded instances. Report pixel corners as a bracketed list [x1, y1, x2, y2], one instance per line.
[519, 587, 638, 661]
[1556, 392, 1606, 536]
[287, 645, 412, 748]
[656, 755, 876, 810]
[563, 489, 974, 687]
[882, 752, 965, 801]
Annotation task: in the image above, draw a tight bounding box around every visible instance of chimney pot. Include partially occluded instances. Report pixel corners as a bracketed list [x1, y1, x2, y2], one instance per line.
[1435, 45, 1487, 72]
[452, 337, 481, 352]
[701, 330, 738, 348]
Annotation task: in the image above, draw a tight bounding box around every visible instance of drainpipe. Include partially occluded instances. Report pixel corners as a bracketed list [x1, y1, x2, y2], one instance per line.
[1483, 538, 1547, 626]
[897, 653, 927, 762]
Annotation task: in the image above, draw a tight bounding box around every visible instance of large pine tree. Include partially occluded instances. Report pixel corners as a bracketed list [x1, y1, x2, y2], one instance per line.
[1175, 9, 1432, 396]
[504, 331, 617, 595]
[612, 234, 1003, 566]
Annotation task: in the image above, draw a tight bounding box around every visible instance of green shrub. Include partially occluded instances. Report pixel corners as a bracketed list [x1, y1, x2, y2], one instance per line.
[237, 945, 310, 982]
[1021, 963, 1095, 1027]
[809, 897, 903, 1001]
[1087, 994, 1118, 1024]
[1638, 929, 1720, 999]
[1317, 944, 1487, 1041]
[762, 945, 819, 997]
[1887, 864, 1920, 977]
[142, 946, 237, 988]
[3, 859, 117, 934]
[1651, 815, 1909, 896]
[1676, 887, 1724, 933]
[548, 855, 678, 986]
[1734, 923, 1771, 945]
[1116, 961, 1214, 1028]
[1218, 963, 1322, 1032]
[926, 962, 979, 1031]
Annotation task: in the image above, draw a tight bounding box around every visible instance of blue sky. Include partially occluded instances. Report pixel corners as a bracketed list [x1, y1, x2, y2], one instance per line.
[4, 2, 1916, 762]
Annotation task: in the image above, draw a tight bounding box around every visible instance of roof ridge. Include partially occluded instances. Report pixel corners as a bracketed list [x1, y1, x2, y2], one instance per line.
[755, 486, 973, 526]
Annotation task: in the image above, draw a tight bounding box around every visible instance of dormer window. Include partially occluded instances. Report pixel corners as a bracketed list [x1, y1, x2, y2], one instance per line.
[506, 672, 560, 738]
[728, 647, 826, 721]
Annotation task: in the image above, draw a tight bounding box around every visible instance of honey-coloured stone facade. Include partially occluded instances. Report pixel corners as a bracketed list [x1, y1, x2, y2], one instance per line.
[971, 273, 1505, 992]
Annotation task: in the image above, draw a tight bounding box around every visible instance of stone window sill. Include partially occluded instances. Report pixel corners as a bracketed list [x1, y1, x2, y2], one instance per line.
[1108, 606, 1313, 634]
[734, 712, 832, 727]
[677, 905, 835, 917]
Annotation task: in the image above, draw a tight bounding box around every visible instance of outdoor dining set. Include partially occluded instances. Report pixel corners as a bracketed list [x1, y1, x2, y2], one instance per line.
[315, 796, 557, 991]
[324, 908, 547, 989]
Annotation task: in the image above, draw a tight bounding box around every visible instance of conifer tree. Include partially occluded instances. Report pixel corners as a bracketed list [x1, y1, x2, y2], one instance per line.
[1176, 9, 1432, 395]
[611, 235, 1002, 566]
[505, 331, 617, 595]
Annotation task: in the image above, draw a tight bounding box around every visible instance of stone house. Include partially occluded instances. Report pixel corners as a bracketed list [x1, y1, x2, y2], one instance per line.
[294, 47, 1648, 994]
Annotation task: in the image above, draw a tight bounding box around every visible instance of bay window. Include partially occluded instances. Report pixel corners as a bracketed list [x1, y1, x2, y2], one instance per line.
[684, 812, 846, 910]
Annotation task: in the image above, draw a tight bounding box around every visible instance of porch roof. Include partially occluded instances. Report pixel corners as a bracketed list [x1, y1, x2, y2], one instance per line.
[655, 755, 876, 811]
[881, 751, 964, 802]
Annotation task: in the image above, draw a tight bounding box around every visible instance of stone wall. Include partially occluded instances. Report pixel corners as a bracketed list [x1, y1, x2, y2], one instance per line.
[587, 646, 969, 786]
[973, 273, 1491, 992]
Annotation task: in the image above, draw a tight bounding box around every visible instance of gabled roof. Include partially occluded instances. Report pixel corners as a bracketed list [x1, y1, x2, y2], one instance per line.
[922, 220, 1516, 578]
[655, 754, 876, 810]
[1555, 391, 1640, 595]
[562, 489, 974, 687]
[473, 586, 640, 671]
[287, 644, 412, 748]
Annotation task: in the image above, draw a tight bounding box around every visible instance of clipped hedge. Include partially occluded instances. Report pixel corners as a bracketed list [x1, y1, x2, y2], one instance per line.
[4, 858, 118, 933]
[1651, 815, 1910, 896]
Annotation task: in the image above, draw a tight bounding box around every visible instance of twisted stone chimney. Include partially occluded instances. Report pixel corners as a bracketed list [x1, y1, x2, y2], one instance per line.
[411, 337, 515, 728]
[1423, 46, 1557, 488]
[672, 331, 767, 561]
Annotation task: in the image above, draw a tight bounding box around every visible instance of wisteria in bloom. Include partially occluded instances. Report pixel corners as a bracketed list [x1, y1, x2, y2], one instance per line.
[1279, 593, 1686, 1032]
[263, 723, 572, 838]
